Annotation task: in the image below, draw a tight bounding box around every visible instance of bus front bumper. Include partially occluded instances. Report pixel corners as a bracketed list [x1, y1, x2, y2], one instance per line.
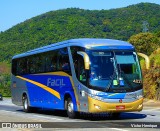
[88, 96, 143, 113]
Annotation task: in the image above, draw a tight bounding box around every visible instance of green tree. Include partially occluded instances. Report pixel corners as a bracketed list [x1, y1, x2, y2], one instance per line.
[142, 48, 160, 100]
[128, 32, 160, 55]
[0, 62, 11, 96]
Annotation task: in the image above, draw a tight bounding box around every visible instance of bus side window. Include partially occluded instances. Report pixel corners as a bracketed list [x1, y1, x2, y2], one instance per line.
[57, 48, 71, 75]
[12, 59, 17, 75]
[35, 55, 45, 73]
[28, 57, 36, 74]
[70, 46, 86, 82]
[73, 53, 86, 83]
[78, 56, 86, 83]
[46, 57, 52, 72]
[51, 56, 57, 71]
[45, 51, 57, 72]
[17, 58, 27, 75]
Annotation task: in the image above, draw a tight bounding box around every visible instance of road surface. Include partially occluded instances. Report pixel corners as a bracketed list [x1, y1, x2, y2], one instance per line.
[0, 98, 160, 130]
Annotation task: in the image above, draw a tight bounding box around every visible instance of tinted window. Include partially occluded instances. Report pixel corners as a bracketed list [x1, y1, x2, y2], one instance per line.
[57, 48, 71, 75]
[45, 51, 57, 72]
[12, 47, 71, 75]
[70, 46, 85, 82]
[17, 58, 27, 75]
[12, 59, 17, 75]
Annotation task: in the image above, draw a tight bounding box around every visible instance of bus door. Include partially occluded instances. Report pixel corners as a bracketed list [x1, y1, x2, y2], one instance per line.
[76, 52, 90, 112]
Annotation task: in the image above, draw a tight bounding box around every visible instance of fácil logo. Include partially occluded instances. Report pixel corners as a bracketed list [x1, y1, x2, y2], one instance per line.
[47, 78, 65, 87]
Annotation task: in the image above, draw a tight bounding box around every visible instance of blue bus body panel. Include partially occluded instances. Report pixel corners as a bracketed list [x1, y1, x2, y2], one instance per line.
[20, 74, 77, 111]
[95, 93, 126, 99]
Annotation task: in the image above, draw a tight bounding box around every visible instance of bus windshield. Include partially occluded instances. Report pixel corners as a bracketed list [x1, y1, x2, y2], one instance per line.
[87, 50, 142, 92]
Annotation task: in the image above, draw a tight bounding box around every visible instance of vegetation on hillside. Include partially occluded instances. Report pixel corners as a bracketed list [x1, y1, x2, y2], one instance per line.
[128, 32, 160, 99]
[0, 3, 160, 62]
[142, 49, 160, 100]
[0, 62, 11, 96]
[128, 32, 160, 55]
[0, 3, 160, 98]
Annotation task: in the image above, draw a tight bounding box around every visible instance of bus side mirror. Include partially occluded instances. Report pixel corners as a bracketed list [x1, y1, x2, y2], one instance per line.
[77, 51, 90, 70]
[137, 53, 150, 70]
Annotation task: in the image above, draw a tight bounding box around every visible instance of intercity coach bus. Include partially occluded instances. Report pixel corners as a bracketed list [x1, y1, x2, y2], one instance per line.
[11, 38, 143, 118]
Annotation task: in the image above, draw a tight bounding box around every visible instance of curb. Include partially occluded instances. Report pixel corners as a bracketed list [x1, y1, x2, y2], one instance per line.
[143, 99, 160, 108]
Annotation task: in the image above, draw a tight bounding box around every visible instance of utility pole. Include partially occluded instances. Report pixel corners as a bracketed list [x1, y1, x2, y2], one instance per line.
[142, 21, 149, 32]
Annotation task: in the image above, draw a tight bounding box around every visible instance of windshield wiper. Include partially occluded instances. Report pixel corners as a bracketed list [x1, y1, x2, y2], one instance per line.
[104, 71, 116, 92]
[120, 71, 133, 88]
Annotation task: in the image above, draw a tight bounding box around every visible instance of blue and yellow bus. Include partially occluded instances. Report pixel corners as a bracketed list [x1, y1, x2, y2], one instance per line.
[11, 38, 143, 118]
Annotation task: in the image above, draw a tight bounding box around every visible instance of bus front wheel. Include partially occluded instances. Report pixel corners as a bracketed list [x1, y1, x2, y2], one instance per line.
[66, 98, 77, 119]
[111, 112, 121, 118]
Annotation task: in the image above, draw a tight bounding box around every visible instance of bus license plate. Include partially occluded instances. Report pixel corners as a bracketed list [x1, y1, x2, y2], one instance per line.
[116, 105, 125, 110]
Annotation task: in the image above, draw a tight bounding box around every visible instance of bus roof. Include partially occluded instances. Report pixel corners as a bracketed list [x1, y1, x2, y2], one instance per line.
[12, 38, 135, 59]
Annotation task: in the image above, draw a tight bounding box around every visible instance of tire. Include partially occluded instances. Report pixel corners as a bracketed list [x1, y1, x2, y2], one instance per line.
[23, 95, 31, 113]
[66, 98, 77, 119]
[111, 112, 121, 118]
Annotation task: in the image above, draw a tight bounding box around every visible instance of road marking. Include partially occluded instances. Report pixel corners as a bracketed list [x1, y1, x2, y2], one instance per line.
[110, 128, 128, 131]
[0, 110, 64, 121]
[0, 110, 17, 114]
[32, 114, 63, 121]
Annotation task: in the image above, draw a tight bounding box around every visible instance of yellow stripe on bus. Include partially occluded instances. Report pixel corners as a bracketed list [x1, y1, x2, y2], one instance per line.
[32, 71, 80, 111]
[17, 76, 61, 100]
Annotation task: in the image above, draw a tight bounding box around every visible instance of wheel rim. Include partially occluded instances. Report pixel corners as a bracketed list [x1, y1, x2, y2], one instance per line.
[24, 98, 28, 110]
[68, 101, 73, 113]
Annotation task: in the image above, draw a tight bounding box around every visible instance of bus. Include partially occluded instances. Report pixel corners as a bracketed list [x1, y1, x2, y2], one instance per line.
[11, 38, 143, 118]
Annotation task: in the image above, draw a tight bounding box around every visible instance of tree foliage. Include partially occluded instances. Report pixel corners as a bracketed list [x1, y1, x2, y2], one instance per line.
[0, 3, 160, 97]
[0, 3, 160, 62]
[130, 32, 160, 100]
[128, 32, 160, 55]
[0, 62, 11, 96]
[142, 48, 160, 100]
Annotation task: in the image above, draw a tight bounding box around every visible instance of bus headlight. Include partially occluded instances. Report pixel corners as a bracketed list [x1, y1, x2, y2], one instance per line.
[94, 96, 102, 101]
[88, 93, 103, 101]
[136, 94, 143, 99]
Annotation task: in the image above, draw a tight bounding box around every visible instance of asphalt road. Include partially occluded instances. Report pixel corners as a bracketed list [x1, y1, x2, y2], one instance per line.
[0, 98, 160, 131]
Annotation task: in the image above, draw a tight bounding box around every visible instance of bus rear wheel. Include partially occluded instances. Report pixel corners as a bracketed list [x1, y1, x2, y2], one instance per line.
[66, 98, 77, 119]
[23, 95, 31, 113]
